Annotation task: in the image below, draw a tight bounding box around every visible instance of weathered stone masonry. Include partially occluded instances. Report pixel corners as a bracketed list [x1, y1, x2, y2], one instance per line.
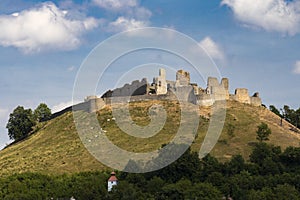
[73, 69, 262, 113]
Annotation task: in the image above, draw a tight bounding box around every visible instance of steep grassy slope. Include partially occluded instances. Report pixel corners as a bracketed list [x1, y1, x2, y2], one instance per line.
[195, 101, 300, 161]
[0, 100, 299, 176]
[0, 113, 106, 176]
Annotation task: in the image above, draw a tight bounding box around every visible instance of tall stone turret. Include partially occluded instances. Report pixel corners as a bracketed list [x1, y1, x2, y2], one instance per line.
[154, 68, 167, 95]
[176, 70, 190, 86]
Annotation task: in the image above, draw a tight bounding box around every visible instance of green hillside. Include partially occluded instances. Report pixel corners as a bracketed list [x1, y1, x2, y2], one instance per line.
[0, 100, 299, 176]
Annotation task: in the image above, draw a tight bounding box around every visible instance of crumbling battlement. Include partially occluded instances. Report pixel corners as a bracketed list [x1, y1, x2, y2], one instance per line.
[73, 68, 262, 113]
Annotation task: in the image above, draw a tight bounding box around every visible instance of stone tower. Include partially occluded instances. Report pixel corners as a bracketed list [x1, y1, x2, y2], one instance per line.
[234, 88, 250, 104]
[176, 70, 190, 86]
[154, 68, 167, 95]
[206, 77, 229, 101]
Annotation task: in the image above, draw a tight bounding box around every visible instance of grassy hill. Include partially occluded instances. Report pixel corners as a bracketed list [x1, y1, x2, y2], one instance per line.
[0, 100, 299, 176]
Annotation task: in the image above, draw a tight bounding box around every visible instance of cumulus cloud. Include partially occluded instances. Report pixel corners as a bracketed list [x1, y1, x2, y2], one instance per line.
[199, 37, 225, 61]
[221, 0, 300, 35]
[67, 65, 76, 72]
[293, 61, 300, 74]
[93, 0, 151, 32]
[107, 16, 148, 32]
[0, 2, 99, 53]
[92, 0, 138, 11]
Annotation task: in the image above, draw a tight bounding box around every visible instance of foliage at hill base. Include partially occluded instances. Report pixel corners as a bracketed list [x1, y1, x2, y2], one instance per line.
[1, 144, 300, 199]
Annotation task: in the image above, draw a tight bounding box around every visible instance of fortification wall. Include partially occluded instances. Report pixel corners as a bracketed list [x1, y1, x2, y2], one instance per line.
[69, 69, 263, 114]
[170, 85, 196, 104]
[206, 77, 229, 101]
[106, 78, 149, 97]
[73, 98, 106, 113]
[233, 88, 250, 104]
[197, 94, 214, 106]
[103, 88, 197, 105]
[250, 93, 262, 106]
[103, 92, 178, 105]
[250, 97, 262, 106]
[72, 101, 92, 112]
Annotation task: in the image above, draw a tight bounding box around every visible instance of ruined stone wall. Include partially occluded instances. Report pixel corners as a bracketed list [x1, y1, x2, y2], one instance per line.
[170, 85, 196, 104]
[233, 88, 251, 104]
[206, 77, 229, 101]
[191, 84, 199, 95]
[250, 97, 262, 106]
[72, 69, 263, 113]
[103, 92, 178, 105]
[250, 92, 262, 106]
[166, 80, 176, 89]
[221, 78, 230, 99]
[73, 98, 106, 113]
[103, 88, 197, 105]
[107, 78, 149, 97]
[197, 94, 214, 106]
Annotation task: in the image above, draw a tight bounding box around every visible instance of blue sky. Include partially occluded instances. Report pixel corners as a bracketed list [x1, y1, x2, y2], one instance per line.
[0, 0, 300, 147]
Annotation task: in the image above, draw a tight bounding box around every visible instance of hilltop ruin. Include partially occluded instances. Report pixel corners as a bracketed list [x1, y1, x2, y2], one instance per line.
[73, 68, 262, 113]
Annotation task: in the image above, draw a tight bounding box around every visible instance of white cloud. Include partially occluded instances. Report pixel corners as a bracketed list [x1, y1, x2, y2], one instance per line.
[92, 0, 138, 11]
[199, 37, 225, 61]
[293, 61, 300, 74]
[0, 2, 99, 53]
[92, 0, 151, 32]
[107, 16, 148, 32]
[221, 0, 300, 35]
[67, 65, 76, 72]
[52, 100, 81, 113]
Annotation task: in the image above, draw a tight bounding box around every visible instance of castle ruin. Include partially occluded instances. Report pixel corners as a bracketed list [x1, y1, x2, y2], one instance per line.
[75, 68, 262, 113]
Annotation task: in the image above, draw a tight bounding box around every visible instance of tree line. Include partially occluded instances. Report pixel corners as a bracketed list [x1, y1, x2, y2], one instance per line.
[269, 105, 300, 129]
[1, 124, 300, 199]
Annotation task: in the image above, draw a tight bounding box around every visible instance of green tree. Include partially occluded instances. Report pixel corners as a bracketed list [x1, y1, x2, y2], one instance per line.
[273, 184, 300, 200]
[269, 105, 282, 117]
[34, 103, 51, 122]
[282, 105, 300, 128]
[146, 176, 165, 194]
[226, 155, 245, 175]
[280, 146, 300, 167]
[6, 106, 36, 141]
[256, 122, 271, 142]
[110, 181, 146, 200]
[184, 182, 222, 200]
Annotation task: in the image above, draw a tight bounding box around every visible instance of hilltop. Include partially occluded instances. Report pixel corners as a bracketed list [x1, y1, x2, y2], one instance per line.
[0, 100, 299, 176]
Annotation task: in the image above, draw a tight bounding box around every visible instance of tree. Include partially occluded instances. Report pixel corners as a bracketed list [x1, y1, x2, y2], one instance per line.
[273, 184, 300, 200]
[184, 182, 222, 200]
[256, 122, 271, 142]
[226, 155, 245, 175]
[6, 106, 36, 140]
[269, 105, 282, 117]
[34, 103, 51, 122]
